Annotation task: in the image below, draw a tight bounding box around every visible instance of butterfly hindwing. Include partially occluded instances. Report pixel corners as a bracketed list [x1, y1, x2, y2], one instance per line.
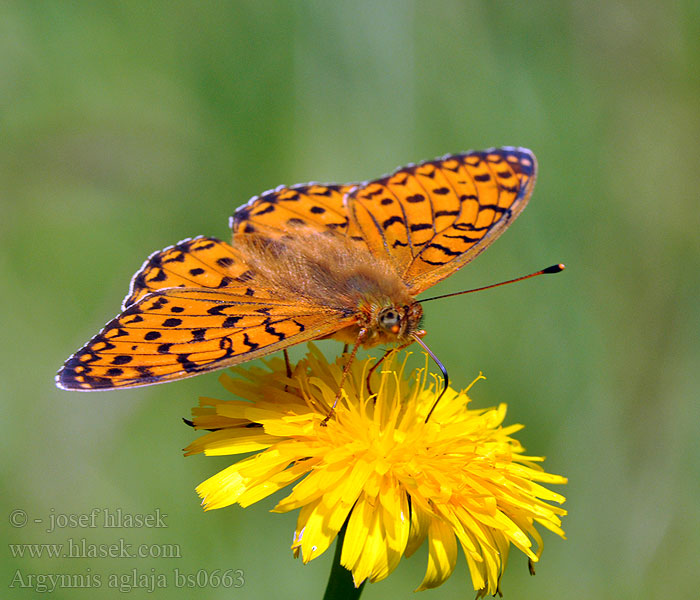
[230, 183, 366, 243]
[122, 236, 272, 308]
[348, 147, 536, 294]
[57, 288, 352, 390]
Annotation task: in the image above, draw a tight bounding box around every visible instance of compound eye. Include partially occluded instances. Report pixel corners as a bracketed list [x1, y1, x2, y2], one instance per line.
[379, 308, 401, 332]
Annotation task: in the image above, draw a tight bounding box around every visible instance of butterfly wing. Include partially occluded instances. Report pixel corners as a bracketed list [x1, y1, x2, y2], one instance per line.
[347, 147, 537, 294]
[57, 288, 353, 390]
[123, 236, 272, 308]
[229, 183, 366, 243]
[59, 236, 354, 390]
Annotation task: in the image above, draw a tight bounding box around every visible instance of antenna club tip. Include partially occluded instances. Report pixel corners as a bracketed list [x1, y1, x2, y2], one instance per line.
[544, 263, 565, 274]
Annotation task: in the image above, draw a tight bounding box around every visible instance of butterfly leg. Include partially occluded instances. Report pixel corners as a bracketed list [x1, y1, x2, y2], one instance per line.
[342, 343, 349, 354]
[283, 349, 292, 379]
[321, 328, 368, 426]
[282, 349, 294, 394]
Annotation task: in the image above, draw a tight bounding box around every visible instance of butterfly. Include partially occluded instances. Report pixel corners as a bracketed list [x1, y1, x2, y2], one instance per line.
[56, 147, 538, 392]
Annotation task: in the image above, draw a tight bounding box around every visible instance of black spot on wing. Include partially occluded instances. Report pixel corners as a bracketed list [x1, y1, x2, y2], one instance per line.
[111, 355, 133, 365]
[425, 243, 463, 258]
[163, 251, 185, 263]
[364, 187, 384, 199]
[242, 333, 259, 351]
[177, 354, 199, 373]
[382, 215, 404, 229]
[162, 318, 182, 327]
[136, 366, 154, 378]
[235, 270, 255, 283]
[124, 315, 144, 324]
[149, 297, 169, 310]
[148, 269, 167, 282]
[444, 233, 481, 243]
[478, 204, 508, 214]
[223, 316, 242, 328]
[208, 305, 235, 316]
[219, 336, 234, 357]
[253, 204, 275, 216]
[434, 209, 460, 218]
[190, 240, 216, 251]
[265, 323, 286, 341]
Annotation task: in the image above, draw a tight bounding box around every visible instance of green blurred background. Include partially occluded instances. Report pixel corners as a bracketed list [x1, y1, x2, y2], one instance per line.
[2, 1, 698, 598]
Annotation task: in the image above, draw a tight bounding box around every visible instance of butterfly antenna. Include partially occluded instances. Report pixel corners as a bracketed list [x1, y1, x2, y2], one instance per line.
[417, 263, 565, 304]
[411, 333, 449, 423]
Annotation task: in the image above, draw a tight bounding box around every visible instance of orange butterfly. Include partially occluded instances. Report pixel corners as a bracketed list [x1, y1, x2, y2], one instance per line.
[57, 147, 540, 392]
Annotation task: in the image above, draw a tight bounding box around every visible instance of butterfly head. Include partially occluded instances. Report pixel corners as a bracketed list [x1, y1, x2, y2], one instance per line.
[373, 302, 424, 343]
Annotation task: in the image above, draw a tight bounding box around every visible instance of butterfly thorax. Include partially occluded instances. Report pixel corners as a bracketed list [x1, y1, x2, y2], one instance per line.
[236, 230, 423, 346]
[235, 230, 406, 305]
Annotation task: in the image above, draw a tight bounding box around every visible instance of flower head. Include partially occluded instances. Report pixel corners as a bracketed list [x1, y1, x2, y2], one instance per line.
[185, 344, 566, 595]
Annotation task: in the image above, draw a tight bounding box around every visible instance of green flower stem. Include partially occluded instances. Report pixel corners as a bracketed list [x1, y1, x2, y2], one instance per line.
[323, 523, 365, 600]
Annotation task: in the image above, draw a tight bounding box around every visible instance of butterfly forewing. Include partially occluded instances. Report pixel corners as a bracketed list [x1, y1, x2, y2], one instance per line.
[348, 147, 537, 294]
[57, 288, 351, 390]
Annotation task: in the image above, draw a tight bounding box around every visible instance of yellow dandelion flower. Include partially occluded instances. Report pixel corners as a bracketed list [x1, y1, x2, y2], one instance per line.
[185, 344, 567, 596]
